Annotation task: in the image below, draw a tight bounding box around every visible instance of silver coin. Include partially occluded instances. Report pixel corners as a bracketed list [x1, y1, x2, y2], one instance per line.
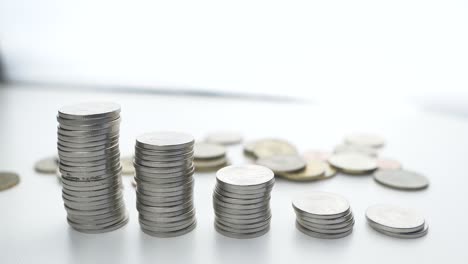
[296, 210, 353, 225]
[256, 154, 306, 173]
[213, 191, 270, 205]
[215, 208, 271, 221]
[135, 146, 193, 157]
[58, 137, 119, 148]
[137, 200, 193, 214]
[297, 218, 354, 234]
[296, 221, 353, 239]
[194, 142, 226, 160]
[344, 133, 385, 148]
[368, 221, 429, 239]
[366, 204, 426, 233]
[134, 162, 193, 174]
[216, 216, 271, 230]
[57, 132, 120, 144]
[141, 220, 196, 238]
[292, 192, 350, 219]
[57, 114, 119, 126]
[139, 217, 195, 232]
[57, 144, 119, 158]
[205, 131, 243, 145]
[34, 156, 58, 174]
[216, 212, 271, 225]
[328, 152, 377, 174]
[135, 151, 194, 162]
[334, 144, 378, 157]
[213, 197, 270, 210]
[215, 223, 270, 239]
[0, 172, 20, 191]
[298, 215, 354, 230]
[70, 215, 129, 234]
[214, 204, 270, 215]
[58, 102, 121, 120]
[58, 140, 119, 152]
[136, 131, 194, 150]
[216, 164, 274, 188]
[214, 186, 272, 199]
[374, 169, 429, 190]
[58, 118, 121, 131]
[139, 208, 195, 223]
[135, 158, 193, 168]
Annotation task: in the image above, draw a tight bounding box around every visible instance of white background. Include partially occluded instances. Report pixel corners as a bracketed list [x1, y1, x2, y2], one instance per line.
[1, 0, 467, 100]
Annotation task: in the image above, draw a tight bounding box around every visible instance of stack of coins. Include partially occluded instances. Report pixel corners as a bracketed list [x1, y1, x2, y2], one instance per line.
[194, 142, 228, 171]
[292, 192, 354, 239]
[134, 131, 197, 237]
[57, 102, 128, 233]
[213, 165, 274, 239]
[366, 204, 428, 239]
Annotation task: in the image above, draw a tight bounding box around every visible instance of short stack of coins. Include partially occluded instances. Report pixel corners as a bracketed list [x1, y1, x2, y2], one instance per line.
[292, 192, 354, 239]
[366, 204, 428, 239]
[134, 131, 197, 237]
[213, 164, 274, 239]
[57, 102, 128, 233]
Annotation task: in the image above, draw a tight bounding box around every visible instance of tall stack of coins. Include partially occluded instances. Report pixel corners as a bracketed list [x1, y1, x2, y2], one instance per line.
[57, 102, 128, 233]
[213, 165, 274, 239]
[134, 131, 196, 237]
[292, 192, 354, 239]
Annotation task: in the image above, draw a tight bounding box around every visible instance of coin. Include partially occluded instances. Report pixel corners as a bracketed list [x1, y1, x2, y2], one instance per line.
[58, 102, 121, 119]
[344, 133, 385, 148]
[251, 138, 298, 158]
[373, 169, 429, 190]
[276, 159, 326, 181]
[322, 163, 337, 179]
[205, 131, 242, 145]
[35, 156, 58, 174]
[368, 221, 429, 239]
[136, 131, 194, 150]
[377, 158, 402, 170]
[194, 157, 228, 171]
[0, 172, 20, 191]
[216, 165, 274, 188]
[292, 192, 350, 219]
[328, 153, 377, 174]
[120, 156, 135, 175]
[194, 143, 226, 159]
[366, 204, 425, 233]
[256, 154, 306, 173]
[334, 144, 378, 157]
[295, 221, 353, 239]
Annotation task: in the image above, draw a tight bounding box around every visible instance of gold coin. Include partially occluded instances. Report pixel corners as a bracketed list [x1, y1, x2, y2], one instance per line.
[194, 157, 228, 172]
[0, 172, 20, 191]
[252, 138, 298, 158]
[277, 159, 326, 181]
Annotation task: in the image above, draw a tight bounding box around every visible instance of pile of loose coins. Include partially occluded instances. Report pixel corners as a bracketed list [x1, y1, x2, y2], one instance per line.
[213, 165, 275, 239]
[57, 102, 128, 233]
[366, 204, 428, 238]
[194, 142, 228, 171]
[292, 192, 355, 239]
[134, 132, 197, 237]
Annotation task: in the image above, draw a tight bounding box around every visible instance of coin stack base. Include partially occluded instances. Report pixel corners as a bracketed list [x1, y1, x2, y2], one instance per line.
[134, 131, 196, 237]
[57, 102, 128, 233]
[293, 192, 354, 239]
[214, 165, 275, 239]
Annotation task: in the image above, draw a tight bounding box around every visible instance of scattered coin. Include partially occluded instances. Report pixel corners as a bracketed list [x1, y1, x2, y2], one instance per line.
[334, 144, 379, 157]
[256, 154, 306, 174]
[251, 138, 298, 158]
[205, 131, 242, 145]
[34, 156, 59, 174]
[373, 169, 429, 190]
[276, 159, 326, 181]
[0, 172, 20, 191]
[303, 150, 331, 161]
[57, 102, 128, 233]
[377, 158, 402, 170]
[243, 140, 258, 157]
[292, 192, 354, 239]
[121, 156, 135, 175]
[214, 165, 274, 239]
[344, 133, 385, 148]
[328, 153, 378, 175]
[194, 157, 228, 171]
[366, 204, 428, 238]
[194, 143, 226, 159]
[322, 163, 338, 179]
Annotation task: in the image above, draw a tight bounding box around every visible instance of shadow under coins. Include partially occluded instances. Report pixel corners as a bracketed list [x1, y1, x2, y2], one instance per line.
[67, 226, 127, 264]
[213, 226, 274, 264]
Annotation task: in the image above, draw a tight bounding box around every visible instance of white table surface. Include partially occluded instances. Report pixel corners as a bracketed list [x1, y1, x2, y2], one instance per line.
[1, 85, 467, 263]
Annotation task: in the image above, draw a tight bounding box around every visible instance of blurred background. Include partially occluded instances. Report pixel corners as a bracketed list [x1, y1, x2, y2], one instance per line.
[0, 0, 467, 111]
